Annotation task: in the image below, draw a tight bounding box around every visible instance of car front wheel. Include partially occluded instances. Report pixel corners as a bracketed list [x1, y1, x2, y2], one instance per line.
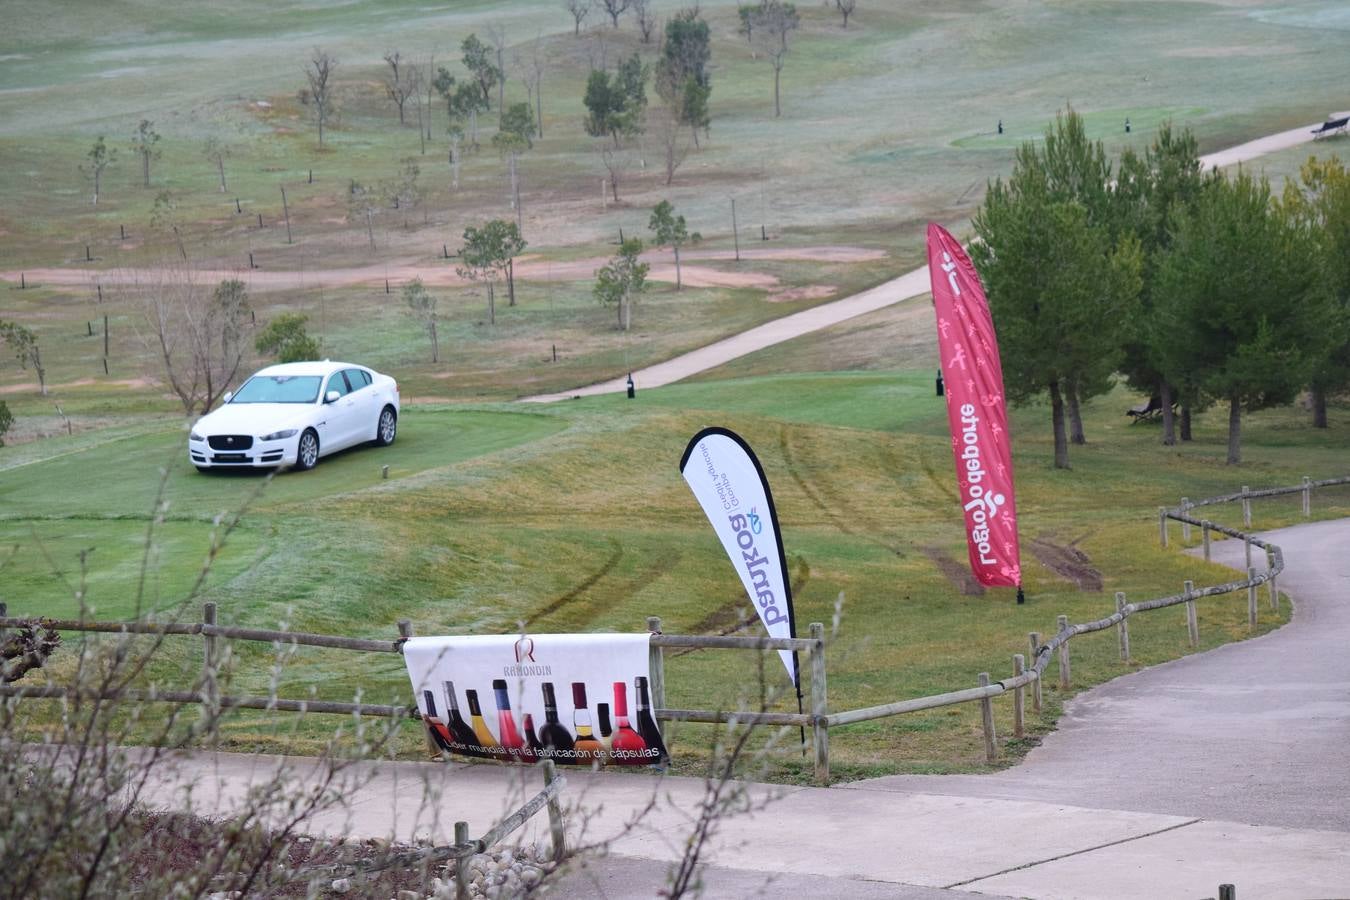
[295, 428, 320, 471]
[375, 406, 397, 446]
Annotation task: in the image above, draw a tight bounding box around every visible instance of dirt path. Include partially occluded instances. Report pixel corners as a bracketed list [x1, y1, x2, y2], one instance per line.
[0, 246, 884, 295]
[522, 119, 1328, 402]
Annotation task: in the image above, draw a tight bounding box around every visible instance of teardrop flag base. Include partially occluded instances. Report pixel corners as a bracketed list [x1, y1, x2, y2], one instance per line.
[1017, 587, 1026, 605]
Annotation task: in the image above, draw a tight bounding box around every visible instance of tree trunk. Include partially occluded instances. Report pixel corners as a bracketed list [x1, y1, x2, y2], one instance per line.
[142, 152, 150, 188]
[1067, 378, 1085, 445]
[507, 259, 516, 307]
[622, 293, 631, 331]
[1049, 379, 1069, 469]
[430, 320, 438, 363]
[1311, 385, 1328, 428]
[536, 91, 544, 139]
[1180, 405, 1192, 441]
[488, 282, 495, 325]
[318, 110, 325, 147]
[1226, 395, 1242, 465]
[674, 245, 682, 291]
[773, 65, 782, 118]
[1160, 380, 1176, 445]
[416, 101, 426, 155]
[93, 169, 101, 205]
[365, 211, 375, 249]
[216, 158, 226, 192]
[610, 175, 620, 202]
[450, 139, 461, 188]
[691, 123, 700, 149]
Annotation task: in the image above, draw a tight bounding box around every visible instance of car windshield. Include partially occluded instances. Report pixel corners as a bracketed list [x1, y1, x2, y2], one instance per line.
[229, 374, 322, 404]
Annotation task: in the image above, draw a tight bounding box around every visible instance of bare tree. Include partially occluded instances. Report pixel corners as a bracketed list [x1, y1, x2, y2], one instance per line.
[383, 50, 416, 125]
[81, 136, 116, 205]
[346, 180, 380, 250]
[202, 137, 229, 192]
[836, 0, 856, 27]
[601, 0, 632, 27]
[597, 143, 638, 202]
[651, 102, 690, 185]
[518, 33, 548, 139]
[751, 2, 799, 117]
[565, 0, 591, 34]
[633, 0, 657, 43]
[143, 269, 252, 415]
[304, 48, 338, 146]
[403, 278, 440, 363]
[486, 24, 508, 120]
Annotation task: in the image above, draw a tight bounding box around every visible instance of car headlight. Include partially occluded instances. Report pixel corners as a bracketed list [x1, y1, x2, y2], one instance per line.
[189, 431, 204, 442]
[261, 428, 299, 441]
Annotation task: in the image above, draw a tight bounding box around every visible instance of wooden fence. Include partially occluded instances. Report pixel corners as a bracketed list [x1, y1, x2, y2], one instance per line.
[3, 474, 1344, 787]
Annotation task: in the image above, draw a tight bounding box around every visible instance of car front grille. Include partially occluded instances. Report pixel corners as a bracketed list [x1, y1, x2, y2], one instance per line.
[208, 434, 254, 450]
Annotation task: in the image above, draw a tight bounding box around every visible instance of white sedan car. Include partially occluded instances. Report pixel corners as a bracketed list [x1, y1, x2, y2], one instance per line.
[189, 361, 399, 472]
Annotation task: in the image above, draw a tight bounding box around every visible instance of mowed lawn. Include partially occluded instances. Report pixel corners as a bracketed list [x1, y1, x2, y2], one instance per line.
[7, 365, 1348, 778]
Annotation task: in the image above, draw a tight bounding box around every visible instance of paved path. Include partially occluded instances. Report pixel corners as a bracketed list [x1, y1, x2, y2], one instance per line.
[133, 521, 1350, 898]
[523, 120, 1329, 403]
[847, 518, 1350, 833]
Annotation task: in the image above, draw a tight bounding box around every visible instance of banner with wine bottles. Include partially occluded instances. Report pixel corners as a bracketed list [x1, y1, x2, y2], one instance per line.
[402, 633, 668, 767]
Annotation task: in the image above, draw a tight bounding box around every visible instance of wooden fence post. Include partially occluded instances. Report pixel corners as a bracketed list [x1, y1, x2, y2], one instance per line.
[1028, 632, 1042, 713]
[1115, 592, 1130, 662]
[1242, 485, 1251, 528]
[1244, 534, 1252, 570]
[1302, 476, 1311, 516]
[1056, 616, 1070, 690]
[1247, 568, 1259, 626]
[1158, 507, 1169, 548]
[1180, 498, 1191, 542]
[646, 616, 665, 711]
[809, 622, 829, 784]
[202, 602, 219, 720]
[400, 619, 438, 757]
[1183, 580, 1198, 647]
[454, 820, 471, 900]
[1012, 654, 1025, 739]
[1201, 521, 1211, 561]
[1269, 566, 1279, 613]
[978, 672, 996, 762]
[542, 759, 566, 862]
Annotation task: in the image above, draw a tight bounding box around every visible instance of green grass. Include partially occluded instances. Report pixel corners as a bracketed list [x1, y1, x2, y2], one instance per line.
[4, 0, 1350, 778]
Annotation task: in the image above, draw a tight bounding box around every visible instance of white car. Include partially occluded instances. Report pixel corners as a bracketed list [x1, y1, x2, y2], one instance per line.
[189, 361, 399, 472]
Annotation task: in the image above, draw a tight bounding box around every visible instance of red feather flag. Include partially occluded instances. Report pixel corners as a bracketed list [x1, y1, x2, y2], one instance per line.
[927, 223, 1023, 591]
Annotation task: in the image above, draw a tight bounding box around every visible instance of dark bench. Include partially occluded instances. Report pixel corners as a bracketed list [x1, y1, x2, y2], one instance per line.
[1312, 116, 1349, 139]
[1126, 396, 1173, 423]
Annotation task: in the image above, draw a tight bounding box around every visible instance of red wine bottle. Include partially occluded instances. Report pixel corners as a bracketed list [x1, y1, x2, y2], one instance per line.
[492, 678, 527, 759]
[421, 690, 454, 752]
[634, 676, 669, 765]
[524, 713, 545, 755]
[571, 682, 605, 764]
[538, 682, 575, 757]
[443, 681, 483, 754]
[596, 702, 614, 751]
[609, 680, 648, 763]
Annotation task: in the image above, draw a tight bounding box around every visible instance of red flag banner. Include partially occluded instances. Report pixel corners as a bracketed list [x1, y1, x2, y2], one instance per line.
[926, 223, 1022, 588]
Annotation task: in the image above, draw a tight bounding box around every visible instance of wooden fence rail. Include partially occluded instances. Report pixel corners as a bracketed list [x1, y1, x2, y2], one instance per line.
[4, 475, 1341, 785]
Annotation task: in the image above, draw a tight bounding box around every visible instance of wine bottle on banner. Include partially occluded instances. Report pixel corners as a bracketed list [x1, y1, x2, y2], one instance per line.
[538, 682, 576, 757]
[492, 678, 527, 760]
[443, 681, 484, 753]
[596, 702, 614, 752]
[465, 689, 501, 753]
[421, 690, 454, 751]
[524, 714, 545, 756]
[634, 676, 669, 766]
[609, 680, 648, 764]
[571, 682, 606, 765]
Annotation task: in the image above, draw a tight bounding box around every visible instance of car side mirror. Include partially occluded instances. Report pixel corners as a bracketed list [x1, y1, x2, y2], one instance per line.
[222, 391, 233, 404]
[325, 390, 340, 404]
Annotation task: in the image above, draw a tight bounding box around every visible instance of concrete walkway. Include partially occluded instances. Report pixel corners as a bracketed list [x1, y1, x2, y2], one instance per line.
[136, 520, 1350, 898]
[522, 120, 1329, 403]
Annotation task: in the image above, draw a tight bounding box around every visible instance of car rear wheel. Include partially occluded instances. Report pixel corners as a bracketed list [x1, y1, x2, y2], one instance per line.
[295, 429, 320, 471]
[375, 406, 397, 446]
